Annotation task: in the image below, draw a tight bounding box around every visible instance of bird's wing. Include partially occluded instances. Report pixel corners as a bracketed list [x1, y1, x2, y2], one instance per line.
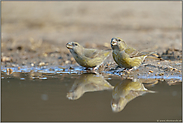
[125, 46, 136, 54]
[127, 56, 145, 67]
[84, 48, 111, 59]
[130, 51, 155, 57]
[125, 46, 139, 58]
[83, 49, 99, 58]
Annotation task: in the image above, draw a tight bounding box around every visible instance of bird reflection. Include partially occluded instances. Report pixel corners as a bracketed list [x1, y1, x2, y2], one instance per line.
[67, 72, 114, 100]
[111, 79, 156, 113]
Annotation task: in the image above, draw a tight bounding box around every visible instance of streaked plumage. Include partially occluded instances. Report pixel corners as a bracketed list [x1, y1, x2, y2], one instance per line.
[66, 42, 111, 69]
[110, 37, 151, 69]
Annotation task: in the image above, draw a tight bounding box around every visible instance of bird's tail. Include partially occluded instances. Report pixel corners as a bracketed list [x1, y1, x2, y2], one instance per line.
[145, 90, 157, 93]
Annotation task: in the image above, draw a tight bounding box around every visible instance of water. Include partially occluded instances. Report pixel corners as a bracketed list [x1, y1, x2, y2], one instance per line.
[1, 70, 182, 122]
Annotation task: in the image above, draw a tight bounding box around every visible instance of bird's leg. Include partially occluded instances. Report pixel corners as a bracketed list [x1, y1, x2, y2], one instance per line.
[84, 67, 93, 73]
[128, 68, 133, 71]
[123, 68, 133, 72]
[84, 67, 97, 74]
[115, 65, 120, 70]
[93, 66, 98, 71]
[123, 68, 127, 71]
[84, 67, 90, 70]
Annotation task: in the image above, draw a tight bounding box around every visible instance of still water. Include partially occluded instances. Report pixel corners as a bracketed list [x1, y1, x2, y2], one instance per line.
[1, 71, 182, 122]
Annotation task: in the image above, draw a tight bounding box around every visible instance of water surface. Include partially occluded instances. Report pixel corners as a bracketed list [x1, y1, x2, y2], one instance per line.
[1, 71, 182, 122]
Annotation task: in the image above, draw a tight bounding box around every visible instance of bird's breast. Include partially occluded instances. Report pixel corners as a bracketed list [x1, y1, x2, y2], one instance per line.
[112, 50, 132, 68]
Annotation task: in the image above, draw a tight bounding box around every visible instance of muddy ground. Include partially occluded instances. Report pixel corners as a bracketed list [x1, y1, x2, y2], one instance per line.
[1, 2, 182, 83]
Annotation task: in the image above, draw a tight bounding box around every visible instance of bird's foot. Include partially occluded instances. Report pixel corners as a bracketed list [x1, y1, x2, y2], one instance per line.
[84, 67, 98, 73]
[128, 68, 133, 71]
[123, 68, 133, 73]
[88, 68, 97, 74]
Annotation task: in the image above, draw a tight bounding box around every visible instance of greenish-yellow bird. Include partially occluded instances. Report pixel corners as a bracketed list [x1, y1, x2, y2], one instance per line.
[66, 42, 111, 70]
[111, 37, 137, 55]
[67, 73, 114, 100]
[110, 37, 151, 70]
[111, 79, 156, 112]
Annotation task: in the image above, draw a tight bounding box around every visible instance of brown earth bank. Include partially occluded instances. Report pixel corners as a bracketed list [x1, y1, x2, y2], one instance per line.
[1, 1, 182, 82]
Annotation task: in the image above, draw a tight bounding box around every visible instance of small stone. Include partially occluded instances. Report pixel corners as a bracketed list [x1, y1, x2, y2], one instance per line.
[6, 68, 13, 75]
[159, 73, 164, 76]
[30, 70, 34, 73]
[65, 60, 70, 64]
[126, 71, 130, 74]
[173, 68, 178, 71]
[169, 68, 174, 71]
[31, 63, 34, 67]
[11, 64, 16, 67]
[39, 62, 45, 66]
[70, 57, 75, 61]
[149, 70, 153, 73]
[1, 56, 12, 62]
[6, 68, 9, 73]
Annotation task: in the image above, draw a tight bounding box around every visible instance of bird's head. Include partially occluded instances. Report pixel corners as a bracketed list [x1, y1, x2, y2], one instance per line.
[66, 42, 84, 54]
[110, 37, 127, 51]
[66, 42, 81, 49]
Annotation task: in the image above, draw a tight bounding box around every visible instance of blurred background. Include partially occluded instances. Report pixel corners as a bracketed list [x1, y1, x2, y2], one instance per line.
[1, 1, 182, 66]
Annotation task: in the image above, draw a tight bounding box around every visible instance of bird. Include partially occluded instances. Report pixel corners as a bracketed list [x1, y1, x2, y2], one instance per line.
[66, 42, 111, 70]
[111, 79, 156, 112]
[110, 37, 153, 70]
[67, 72, 114, 100]
[111, 37, 137, 55]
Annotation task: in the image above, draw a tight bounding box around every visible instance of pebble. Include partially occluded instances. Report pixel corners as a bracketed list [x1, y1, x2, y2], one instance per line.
[39, 62, 45, 66]
[149, 70, 153, 73]
[65, 60, 70, 64]
[6, 68, 13, 75]
[70, 57, 75, 61]
[159, 73, 164, 76]
[2, 56, 12, 62]
[173, 68, 178, 71]
[126, 71, 130, 74]
[31, 63, 35, 67]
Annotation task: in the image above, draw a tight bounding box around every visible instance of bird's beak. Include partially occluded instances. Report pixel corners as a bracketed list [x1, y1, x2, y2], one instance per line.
[111, 39, 117, 46]
[111, 99, 119, 112]
[66, 42, 73, 49]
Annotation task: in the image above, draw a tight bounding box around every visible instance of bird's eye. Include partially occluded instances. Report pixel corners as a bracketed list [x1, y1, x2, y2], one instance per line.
[117, 39, 121, 41]
[75, 43, 78, 46]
